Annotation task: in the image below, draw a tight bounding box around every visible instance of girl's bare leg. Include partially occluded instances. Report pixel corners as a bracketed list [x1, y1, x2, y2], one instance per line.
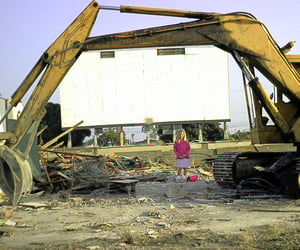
[177, 168, 182, 176]
[176, 168, 182, 182]
[183, 168, 188, 176]
[181, 168, 189, 182]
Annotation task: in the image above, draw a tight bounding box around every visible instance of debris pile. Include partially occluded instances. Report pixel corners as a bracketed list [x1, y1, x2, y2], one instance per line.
[35, 150, 214, 195]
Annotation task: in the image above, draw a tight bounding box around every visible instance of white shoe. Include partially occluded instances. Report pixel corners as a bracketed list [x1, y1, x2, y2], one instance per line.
[175, 176, 181, 182]
[181, 176, 187, 182]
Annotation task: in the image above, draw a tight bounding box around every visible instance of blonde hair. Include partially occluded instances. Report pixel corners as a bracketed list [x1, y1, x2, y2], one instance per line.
[176, 129, 187, 142]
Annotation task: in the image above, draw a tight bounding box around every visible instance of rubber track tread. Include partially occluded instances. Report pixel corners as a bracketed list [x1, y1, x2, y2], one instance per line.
[213, 152, 240, 187]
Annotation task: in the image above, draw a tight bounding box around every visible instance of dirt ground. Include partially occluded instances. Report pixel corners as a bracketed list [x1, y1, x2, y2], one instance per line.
[0, 179, 299, 250]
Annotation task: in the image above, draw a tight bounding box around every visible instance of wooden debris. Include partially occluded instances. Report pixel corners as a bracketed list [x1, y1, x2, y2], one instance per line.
[19, 202, 48, 208]
[197, 168, 213, 177]
[39, 120, 83, 150]
[35, 149, 214, 195]
[0, 210, 12, 218]
[57, 171, 72, 180]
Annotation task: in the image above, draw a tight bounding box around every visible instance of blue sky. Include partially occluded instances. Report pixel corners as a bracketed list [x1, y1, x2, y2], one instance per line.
[1, 0, 300, 133]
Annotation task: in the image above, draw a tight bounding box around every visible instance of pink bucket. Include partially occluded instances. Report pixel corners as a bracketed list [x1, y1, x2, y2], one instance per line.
[188, 175, 198, 182]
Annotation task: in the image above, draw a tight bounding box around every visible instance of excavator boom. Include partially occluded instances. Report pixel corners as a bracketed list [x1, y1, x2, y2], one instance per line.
[84, 7, 300, 143]
[0, 0, 99, 205]
[8, 1, 99, 149]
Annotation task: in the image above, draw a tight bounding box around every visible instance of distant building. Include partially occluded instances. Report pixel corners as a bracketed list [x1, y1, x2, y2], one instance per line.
[0, 97, 23, 132]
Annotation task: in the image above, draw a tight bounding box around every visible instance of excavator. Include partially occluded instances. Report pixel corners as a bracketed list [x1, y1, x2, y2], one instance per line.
[0, 0, 299, 205]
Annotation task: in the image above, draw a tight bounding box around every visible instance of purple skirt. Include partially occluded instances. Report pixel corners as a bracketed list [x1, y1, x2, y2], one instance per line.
[176, 158, 191, 169]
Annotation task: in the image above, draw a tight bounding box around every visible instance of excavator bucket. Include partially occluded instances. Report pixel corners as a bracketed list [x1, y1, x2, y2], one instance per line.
[0, 145, 32, 205]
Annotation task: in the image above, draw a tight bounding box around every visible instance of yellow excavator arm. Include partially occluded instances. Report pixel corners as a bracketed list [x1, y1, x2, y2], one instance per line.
[6, 1, 100, 149]
[83, 6, 300, 144]
[0, 0, 99, 205]
[1, 1, 299, 204]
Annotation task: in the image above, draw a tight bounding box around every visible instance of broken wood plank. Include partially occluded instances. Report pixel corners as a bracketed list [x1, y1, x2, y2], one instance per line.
[57, 171, 72, 180]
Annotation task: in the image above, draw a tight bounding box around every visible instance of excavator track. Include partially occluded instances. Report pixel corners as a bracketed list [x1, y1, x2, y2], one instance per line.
[213, 151, 300, 197]
[213, 152, 241, 187]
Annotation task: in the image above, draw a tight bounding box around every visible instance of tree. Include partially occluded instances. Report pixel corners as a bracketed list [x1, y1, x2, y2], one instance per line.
[201, 123, 224, 141]
[182, 124, 199, 141]
[71, 129, 91, 147]
[157, 128, 173, 143]
[39, 102, 91, 147]
[39, 103, 62, 145]
[182, 123, 224, 141]
[97, 128, 120, 146]
[230, 130, 250, 141]
[158, 123, 224, 143]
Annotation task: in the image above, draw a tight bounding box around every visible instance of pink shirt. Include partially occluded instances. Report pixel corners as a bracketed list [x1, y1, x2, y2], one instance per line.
[173, 140, 190, 159]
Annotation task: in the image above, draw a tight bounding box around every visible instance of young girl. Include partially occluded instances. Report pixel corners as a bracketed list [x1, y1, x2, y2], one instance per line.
[173, 129, 191, 182]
